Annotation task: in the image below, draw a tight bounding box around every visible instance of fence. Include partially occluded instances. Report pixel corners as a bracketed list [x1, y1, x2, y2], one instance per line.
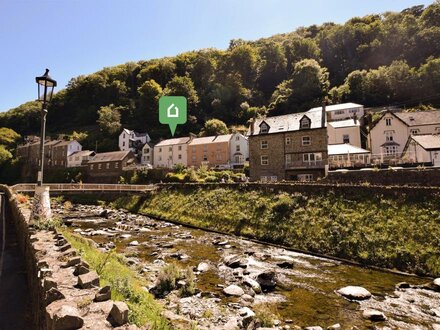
[10, 183, 156, 193]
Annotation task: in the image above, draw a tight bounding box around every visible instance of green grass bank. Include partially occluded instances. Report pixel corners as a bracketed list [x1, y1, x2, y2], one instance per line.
[61, 231, 170, 329]
[110, 185, 440, 277]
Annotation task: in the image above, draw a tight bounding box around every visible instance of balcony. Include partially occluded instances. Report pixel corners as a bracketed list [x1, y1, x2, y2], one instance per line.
[285, 160, 325, 169]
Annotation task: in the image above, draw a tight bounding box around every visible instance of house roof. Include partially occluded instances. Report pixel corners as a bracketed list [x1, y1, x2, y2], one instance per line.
[155, 137, 191, 147]
[328, 119, 360, 128]
[54, 140, 79, 147]
[45, 140, 62, 147]
[310, 102, 363, 112]
[394, 110, 440, 126]
[250, 108, 325, 136]
[409, 134, 440, 150]
[69, 150, 95, 158]
[328, 143, 370, 156]
[87, 150, 132, 163]
[122, 128, 149, 137]
[189, 134, 233, 145]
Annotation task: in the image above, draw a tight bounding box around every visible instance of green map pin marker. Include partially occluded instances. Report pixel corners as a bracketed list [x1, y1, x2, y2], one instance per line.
[159, 96, 187, 136]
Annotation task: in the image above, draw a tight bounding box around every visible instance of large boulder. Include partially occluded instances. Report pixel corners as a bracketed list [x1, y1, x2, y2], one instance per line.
[46, 302, 84, 330]
[45, 287, 65, 305]
[77, 271, 100, 289]
[109, 301, 129, 326]
[337, 286, 371, 300]
[256, 271, 277, 291]
[95, 286, 111, 302]
[224, 255, 246, 269]
[243, 277, 262, 294]
[223, 285, 245, 297]
[362, 309, 387, 321]
[197, 262, 210, 272]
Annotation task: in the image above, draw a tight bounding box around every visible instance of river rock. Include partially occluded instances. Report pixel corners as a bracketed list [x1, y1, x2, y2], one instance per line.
[197, 262, 210, 272]
[256, 271, 277, 291]
[396, 282, 410, 289]
[45, 287, 65, 305]
[77, 270, 100, 289]
[120, 234, 132, 239]
[224, 255, 246, 268]
[433, 278, 440, 291]
[223, 285, 244, 297]
[46, 303, 84, 329]
[109, 301, 129, 326]
[128, 240, 139, 246]
[243, 277, 262, 294]
[95, 285, 111, 302]
[336, 286, 371, 300]
[327, 324, 341, 330]
[239, 306, 255, 319]
[362, 309, 387, 321]
[305, 327, 323, 330]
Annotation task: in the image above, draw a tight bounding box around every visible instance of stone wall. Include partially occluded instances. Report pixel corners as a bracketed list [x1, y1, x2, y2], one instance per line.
[326, 168, 440, 186]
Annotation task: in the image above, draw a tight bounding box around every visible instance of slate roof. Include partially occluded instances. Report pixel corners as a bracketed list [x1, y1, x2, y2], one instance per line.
[155, 137, 191, 147]
[250, 108, 325, 136]
[69, 150, 95, 158]
[410, 134, 440, 150]
[394, 110, 440, 126]
[188, 134, 233, 145]
[328, 144, 370, 155]
[87, 150, 132, 163]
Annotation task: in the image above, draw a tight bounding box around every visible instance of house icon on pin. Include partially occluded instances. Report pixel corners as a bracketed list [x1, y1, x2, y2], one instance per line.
[167, 103, 179, 118]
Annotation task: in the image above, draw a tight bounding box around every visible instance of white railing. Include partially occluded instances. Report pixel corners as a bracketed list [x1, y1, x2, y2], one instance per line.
[11, 183, 156, 193]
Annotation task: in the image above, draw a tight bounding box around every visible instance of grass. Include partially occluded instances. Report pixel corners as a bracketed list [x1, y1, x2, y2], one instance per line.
[110, 187, 440, 276]
[61, 231, 170, 329]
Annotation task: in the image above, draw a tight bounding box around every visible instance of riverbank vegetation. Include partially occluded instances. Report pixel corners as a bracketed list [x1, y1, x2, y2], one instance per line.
[61, 231, 170, 329]
[110, 186, 440, 277]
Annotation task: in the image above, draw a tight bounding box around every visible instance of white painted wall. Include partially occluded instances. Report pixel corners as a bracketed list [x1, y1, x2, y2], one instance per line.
[153, 143, 188, 168]
[67, 140, 82, 157]
[141, 144, 154, 166]
[327, 125, 361, 147]
[229, 133, 249, 165]
[119, 129, 150, 152]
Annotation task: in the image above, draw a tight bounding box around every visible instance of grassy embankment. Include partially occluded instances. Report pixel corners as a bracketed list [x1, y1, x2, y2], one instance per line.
[110, 186, 440, 277]
[61, 231, 170, 329]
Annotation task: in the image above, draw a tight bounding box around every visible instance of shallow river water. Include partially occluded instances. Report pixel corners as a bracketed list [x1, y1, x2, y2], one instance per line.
[55, 203, 440, 330]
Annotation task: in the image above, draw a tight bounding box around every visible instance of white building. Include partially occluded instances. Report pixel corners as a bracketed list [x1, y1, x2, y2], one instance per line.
[229, 132, 249, 167]
[119, 128, 151, 153]
[153, 137, 192, 168]
[328, 144, 371, 169]
[140, 142, 154, 167]
[67, 150, 96, 168]
[402, 134, 440, 166]
[368, 110, 440, 158]
[327, 118, 362, 148]
[310, 103, 364, 122]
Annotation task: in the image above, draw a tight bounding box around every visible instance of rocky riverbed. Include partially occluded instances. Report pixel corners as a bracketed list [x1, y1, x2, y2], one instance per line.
[54, 203, 440, 330]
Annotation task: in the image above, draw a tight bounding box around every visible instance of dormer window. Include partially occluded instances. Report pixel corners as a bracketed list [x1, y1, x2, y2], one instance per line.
[300, 116, 311, 129]
[260, 122, 269, 134]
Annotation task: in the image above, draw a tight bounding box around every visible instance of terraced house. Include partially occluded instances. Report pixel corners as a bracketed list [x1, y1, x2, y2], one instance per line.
[248, 106, 328, 182]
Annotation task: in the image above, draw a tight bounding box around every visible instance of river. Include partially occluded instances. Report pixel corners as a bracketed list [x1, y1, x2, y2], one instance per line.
[54, 202, 440, 329]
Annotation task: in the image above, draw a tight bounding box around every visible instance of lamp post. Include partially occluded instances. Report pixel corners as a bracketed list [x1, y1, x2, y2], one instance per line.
[32, 69, 57, 222]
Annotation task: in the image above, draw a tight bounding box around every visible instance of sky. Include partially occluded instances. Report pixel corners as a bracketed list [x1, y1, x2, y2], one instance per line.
[0, 0, 435, 112]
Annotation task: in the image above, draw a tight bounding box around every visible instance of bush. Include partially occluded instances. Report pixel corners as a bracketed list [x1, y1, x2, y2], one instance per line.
[179, 267, 196, 297]
[154, 264, 180, 297]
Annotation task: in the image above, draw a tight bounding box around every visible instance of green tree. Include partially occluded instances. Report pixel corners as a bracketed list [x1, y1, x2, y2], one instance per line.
[201, 119, 228, 136]
[97, 104, 122, 135]
[0, 127, 20, 147]
[228, 43, 259, 88]
[0, 145, 12, 165]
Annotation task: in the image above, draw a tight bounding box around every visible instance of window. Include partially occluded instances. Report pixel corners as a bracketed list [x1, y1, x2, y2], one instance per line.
[192, 146, 196, 153]
[144, 148, 149, 154]
[122, 142, 125, 147]
[334, 110, 345, 115]
[410, 129, 420, 135]
[235, 136, 240, 141]
[261, 155, 269, 165]
[159, 148, 162, 152]
[90, 164, 94, 170]
[192, 155, 196, 161]
[300, 117, 311, 129]
[343, 134, 350, 144]
[178, 154, 182, 160]
[260, 123, 269, 134]
[203, 155, 208, 161]
[385, 118, 392, 126]
[203, 145, 207, 152]
[159, 156, 162, 161]
[298, 174, 314, 182]
[178, 145, 182, 151]
[106, 163, 110, 169]
[303, 153, 322, 163]
[216, 153, 222, 160]
[385, 146, 398, 155]
[349, 109, 358, 113]
[98, 164, 102, 170]
[285, 154, 292, 166]
[236, 145, 240, 152]
[285, 137, 291, 145]
[169, 147, 172, 152]
[146, 156, 150, 161]
[302, 136, 311, 146]
[260, 140, 268, 149]
[385, 131, 394, 142]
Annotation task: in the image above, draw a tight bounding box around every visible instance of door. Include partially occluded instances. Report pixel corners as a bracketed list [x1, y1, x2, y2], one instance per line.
[433, 152, 440, 166]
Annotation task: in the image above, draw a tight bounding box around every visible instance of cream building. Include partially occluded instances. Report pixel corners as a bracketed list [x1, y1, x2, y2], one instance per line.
[327, 118, 362, 148]
[153, 137, 192, 168]
[309, 102, 364, 122]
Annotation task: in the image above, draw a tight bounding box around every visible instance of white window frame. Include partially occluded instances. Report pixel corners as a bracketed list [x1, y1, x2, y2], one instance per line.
[302, 136, 311, 146]
[260, 123, 269, 134]
[261, 155, 269, 165]
[285, 137, 291, 145]
[260, 140, 268, 149]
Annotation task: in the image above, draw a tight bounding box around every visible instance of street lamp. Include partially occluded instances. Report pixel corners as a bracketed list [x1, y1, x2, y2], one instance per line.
[35, 69, 57, 186]
[32, 69, 56, 222]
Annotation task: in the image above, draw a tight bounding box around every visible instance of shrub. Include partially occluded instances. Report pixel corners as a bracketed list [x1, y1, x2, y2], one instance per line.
[179, 267, 196, 297]
[154, 264, 180, 297]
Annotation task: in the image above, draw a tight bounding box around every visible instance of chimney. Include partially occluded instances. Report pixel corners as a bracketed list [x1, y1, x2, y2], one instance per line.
[250, 118, 255, 136]
[321, 99, 327, 128]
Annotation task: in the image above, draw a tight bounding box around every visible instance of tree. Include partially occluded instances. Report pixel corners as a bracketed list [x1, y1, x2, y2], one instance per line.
[97, 104, 121, 135]
[0, 145, 12, 165]
[164, 76, 199, 108]
[201, 119, 228, 136]
[136, 79, 163, 125]
[228, 43, 259, 87]
[0, 127, 20, 147]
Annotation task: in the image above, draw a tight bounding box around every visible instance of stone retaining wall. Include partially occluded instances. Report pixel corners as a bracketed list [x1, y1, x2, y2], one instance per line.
[0, 185, 131, 329]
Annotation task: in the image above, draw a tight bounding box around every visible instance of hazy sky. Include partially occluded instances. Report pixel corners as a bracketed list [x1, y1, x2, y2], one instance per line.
[0, 0, 434, 112]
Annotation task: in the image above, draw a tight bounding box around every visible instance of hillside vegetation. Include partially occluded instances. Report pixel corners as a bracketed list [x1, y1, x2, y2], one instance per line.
[1, 2, 439, 152]
[110, 186, 440, 277]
